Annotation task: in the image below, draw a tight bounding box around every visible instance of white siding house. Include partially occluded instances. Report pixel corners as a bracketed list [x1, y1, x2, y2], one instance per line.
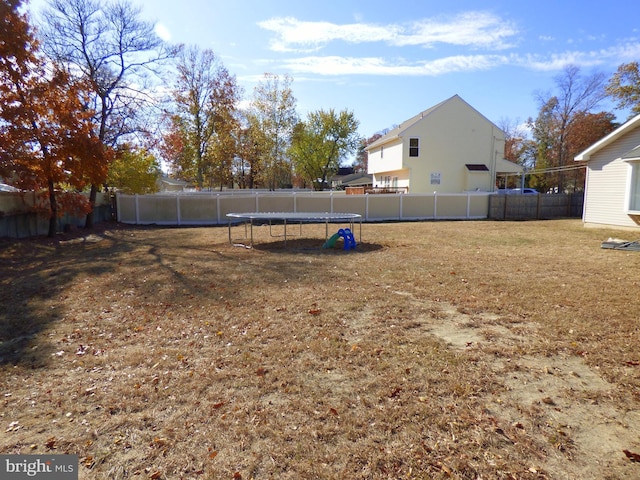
[575, 114, 640, 229]
[365, 95, 522, 194]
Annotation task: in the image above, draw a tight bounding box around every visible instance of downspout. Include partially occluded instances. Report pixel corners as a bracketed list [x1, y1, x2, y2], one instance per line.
[490, 127, 497, 192]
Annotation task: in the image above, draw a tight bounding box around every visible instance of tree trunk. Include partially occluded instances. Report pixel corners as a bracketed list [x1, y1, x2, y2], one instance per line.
[48, 180, 57, 238]
[85, 183, 98, 229]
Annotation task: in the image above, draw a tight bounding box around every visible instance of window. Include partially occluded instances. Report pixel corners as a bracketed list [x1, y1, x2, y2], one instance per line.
[629, 162, 640, 211]
[409, 138, 419, 157]
[380, 146, 384, 158]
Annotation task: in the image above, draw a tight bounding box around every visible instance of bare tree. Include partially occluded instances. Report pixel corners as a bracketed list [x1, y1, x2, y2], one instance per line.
[39, 0, 179, 227]
[497, 118, 535, 169]
[529, 65, 608, 192]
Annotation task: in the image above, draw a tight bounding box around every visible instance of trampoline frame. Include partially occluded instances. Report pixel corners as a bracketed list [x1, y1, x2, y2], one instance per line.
[226, 212, 362, 248]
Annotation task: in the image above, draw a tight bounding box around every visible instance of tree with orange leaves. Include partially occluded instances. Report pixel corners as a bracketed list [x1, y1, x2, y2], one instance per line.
[0, 0, 112, 236]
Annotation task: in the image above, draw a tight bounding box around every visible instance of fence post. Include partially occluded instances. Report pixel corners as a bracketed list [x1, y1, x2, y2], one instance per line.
[466, 192, 471, 218]
[216, 194, 220, 224]
[134, 194, 140, 225]
[176, 195, 181, 226]
[115, 193, 121, 222]
[433, 192, 437, 219]
[365, 193, 369, 221]
[255, 192, 259, 212]
[503, 194, 508, 220]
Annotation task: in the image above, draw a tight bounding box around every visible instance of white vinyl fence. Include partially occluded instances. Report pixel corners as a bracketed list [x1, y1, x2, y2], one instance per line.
[116, 191, 492, 225]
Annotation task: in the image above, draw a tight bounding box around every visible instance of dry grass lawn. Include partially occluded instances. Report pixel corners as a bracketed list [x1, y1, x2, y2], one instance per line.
[1, 219, 640, 479]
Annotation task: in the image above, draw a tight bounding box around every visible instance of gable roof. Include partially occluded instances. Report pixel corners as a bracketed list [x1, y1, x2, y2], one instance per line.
[574, 113, 640, 161]
[365, 95, 501, 151]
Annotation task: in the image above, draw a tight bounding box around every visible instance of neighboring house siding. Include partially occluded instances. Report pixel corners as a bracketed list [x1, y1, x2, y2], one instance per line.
[366, 95, 510, 194]
[372, 169, 409, 190]
[368, 140, 404, 175]
[584, 128, 640, 228]
[402, 98, 502, 193]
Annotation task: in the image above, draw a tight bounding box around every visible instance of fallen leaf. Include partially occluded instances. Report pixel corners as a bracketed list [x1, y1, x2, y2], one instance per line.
[256, 367, 267, 377]
[209, 450, 218, 460]
[45, 437, 57, 450]
[389, 387, 402, 398]
[150, 471, 162, 479]
[624, 449, 640, 462]
[233, 472, 242, 479]
[150, 437, 168, 448]
[329, 408, 338, 416]
[308, 309, 321, 315]
[212, 402, 225, 410]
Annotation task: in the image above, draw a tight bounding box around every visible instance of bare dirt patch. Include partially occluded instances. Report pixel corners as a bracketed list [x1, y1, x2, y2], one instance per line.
[2, 219, 640, 479]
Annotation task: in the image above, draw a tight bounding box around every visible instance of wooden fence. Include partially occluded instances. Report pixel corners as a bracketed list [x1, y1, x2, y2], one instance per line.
[488, 193, 584, 220]
[0, 192, 112, 238]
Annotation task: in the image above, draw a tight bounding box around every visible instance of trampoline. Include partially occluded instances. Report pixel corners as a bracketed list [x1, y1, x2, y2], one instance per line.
[226, 212, 362, 248]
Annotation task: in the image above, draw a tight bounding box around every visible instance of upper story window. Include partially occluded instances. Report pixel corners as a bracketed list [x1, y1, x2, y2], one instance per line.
[380, 146, 384, 158]
[409, 138, 419, 157]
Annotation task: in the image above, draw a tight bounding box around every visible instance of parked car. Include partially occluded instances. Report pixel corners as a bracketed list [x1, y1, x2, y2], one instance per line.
[496, 188, 538, 195]
[0, 183, 20, 192]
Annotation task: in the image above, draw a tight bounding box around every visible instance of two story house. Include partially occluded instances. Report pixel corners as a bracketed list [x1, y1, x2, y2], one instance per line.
[365, 95, 522, 194]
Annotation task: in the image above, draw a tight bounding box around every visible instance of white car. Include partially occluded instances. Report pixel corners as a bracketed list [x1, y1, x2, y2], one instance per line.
[0, 183, 19, 192]
[497, 188, 538, 195]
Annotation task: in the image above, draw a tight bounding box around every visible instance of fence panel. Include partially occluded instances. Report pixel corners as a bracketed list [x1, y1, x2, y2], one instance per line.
[179, 195, 219, 225]
[0, 192, 111, 238]
[435, 194, 473, 219]
[401, 195, 436, 220]
[115, 191, 494, 226]
[332, 194, 368, 218]
[488, 193, 583, 220]
[137, 195, 178, 225]
[218, 195, 256, 219]
[366, 194, 401, 220]
[294, 194, 332, 213]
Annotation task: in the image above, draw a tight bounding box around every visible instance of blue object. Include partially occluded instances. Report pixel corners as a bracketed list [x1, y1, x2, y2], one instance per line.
[323, 228, 356, 250]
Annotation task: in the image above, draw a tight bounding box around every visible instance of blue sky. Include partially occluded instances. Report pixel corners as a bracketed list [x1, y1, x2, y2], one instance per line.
[28, 0, 640, 137]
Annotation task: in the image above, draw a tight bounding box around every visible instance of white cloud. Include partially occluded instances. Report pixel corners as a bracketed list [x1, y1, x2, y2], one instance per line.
[517, 42, 640, 71]
[277, 54, 509, 76]
[258, 12, 518, 53]
[258, 17, 398, 52]
[155, 23, 172, 41]
[393, 12, 518, 49]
